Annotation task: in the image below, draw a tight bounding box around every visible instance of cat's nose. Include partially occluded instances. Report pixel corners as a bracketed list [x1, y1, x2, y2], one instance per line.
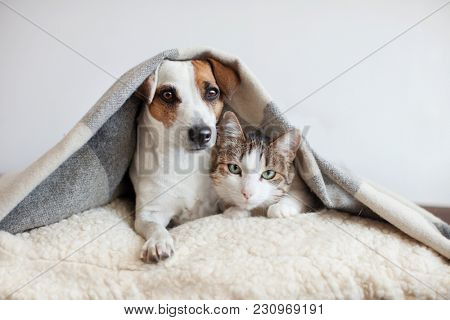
[242, 190, 252, 200]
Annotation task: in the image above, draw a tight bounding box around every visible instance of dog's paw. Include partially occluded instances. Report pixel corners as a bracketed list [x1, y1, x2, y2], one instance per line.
[267, 202, 299, 219]
[223, 207, 250, 219]
[140, 230, 174, 263]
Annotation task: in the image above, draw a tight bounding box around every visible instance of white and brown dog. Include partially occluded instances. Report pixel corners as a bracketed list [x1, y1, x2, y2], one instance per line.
[130, 59, 239, 262]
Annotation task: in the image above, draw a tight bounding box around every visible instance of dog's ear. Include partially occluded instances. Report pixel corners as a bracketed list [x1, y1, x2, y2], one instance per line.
[207, 58, 240, 99]
[134, 71, 158, 103]
[218, 111, 245, 141]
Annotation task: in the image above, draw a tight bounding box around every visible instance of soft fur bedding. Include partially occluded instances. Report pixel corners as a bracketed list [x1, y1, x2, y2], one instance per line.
[1, 199, 448, 299]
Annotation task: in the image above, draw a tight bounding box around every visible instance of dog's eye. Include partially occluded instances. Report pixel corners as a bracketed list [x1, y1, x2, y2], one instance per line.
[205, 87, 219, 101]
[160, 89, 176, 103]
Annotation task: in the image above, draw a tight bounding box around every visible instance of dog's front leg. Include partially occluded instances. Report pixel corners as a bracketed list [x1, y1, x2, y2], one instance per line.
[135, 210, 174, 263]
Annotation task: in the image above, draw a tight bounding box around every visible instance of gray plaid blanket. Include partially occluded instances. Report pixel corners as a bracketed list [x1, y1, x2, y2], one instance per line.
[0, 47, 449, 259]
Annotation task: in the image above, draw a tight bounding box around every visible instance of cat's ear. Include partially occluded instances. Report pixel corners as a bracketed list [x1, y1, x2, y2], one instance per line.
[270, 129, 301, 161]
[219, 111, 245, 140]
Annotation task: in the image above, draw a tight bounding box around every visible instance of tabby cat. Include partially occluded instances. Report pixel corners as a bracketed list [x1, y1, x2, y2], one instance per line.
[211, 111, 315, 219]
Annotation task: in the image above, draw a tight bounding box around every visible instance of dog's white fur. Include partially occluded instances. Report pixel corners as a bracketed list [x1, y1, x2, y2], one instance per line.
[130, 60, 225, 262]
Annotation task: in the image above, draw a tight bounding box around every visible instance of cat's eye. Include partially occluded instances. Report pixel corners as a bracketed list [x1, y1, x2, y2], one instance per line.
[261, 170, 276, 180]
[227, 164, 242, 175]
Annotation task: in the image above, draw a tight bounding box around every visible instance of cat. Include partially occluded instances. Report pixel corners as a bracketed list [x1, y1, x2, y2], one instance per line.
[211, 111, 316, 219]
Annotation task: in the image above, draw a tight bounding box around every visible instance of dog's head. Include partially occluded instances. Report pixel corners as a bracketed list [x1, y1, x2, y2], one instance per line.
[136, 59, 240, 151]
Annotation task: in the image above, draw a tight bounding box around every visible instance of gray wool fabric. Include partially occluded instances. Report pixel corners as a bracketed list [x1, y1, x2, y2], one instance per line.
[0, 47, 449, 259]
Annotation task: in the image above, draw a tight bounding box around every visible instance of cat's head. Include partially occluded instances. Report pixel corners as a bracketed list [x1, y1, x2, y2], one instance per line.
[211, 111, 301, 210]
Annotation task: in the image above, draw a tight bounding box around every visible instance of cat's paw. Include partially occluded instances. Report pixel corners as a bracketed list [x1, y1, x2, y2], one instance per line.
[140, 230, 174, 263]
[223, 207, 250, 219]
[267, 202, 299, 218]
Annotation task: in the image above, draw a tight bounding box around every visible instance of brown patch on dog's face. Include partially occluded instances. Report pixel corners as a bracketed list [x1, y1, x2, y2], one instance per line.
[148, 84, 180, 128]
[135, 72, 179, 128]
[148, 100, 176, 128]
[207, 58, 240, 99]
[191, 59, 224, 119]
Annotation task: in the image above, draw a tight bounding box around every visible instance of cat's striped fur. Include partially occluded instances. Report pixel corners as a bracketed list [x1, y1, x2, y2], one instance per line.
[211, 111, 315, 218]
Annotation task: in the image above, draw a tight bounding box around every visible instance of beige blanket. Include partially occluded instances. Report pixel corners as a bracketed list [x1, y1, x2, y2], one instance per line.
[1, 199, 448, 299]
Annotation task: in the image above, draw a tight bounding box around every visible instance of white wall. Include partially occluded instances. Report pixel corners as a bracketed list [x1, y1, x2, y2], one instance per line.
[1, 0, 449, 206]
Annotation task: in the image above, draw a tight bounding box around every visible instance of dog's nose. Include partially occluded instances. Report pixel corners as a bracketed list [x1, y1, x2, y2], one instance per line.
[188, 126, 212, 146]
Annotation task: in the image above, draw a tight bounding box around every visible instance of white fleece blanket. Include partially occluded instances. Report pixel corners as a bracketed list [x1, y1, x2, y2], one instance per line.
[1, 199, 448, 299]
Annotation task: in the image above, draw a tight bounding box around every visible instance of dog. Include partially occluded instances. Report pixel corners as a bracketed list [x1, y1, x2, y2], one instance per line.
[130, 58, 240, 262]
